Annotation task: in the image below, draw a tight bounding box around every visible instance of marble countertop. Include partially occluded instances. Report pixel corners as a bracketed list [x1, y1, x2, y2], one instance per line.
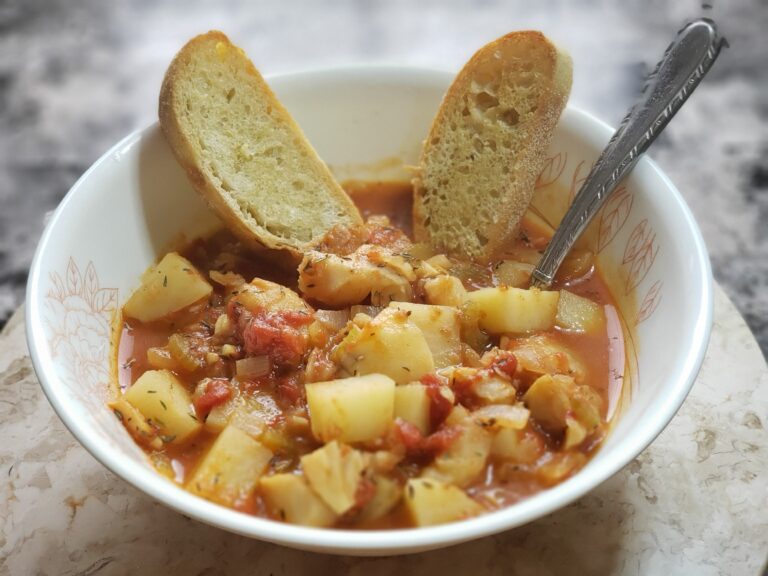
[0, 0, 767, 358]
[1, 284, 766, 574]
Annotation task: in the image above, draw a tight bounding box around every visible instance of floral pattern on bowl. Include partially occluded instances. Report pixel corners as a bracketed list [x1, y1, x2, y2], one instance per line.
[44, 259, 118, 405]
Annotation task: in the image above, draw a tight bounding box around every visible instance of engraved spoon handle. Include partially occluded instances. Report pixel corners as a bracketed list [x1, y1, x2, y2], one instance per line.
[530, 18, 725, 288]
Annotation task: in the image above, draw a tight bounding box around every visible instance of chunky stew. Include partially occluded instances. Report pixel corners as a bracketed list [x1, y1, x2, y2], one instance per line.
[113, 182, 621, 528]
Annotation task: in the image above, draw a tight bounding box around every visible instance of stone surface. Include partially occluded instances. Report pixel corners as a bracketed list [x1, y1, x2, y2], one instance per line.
[1, 284, 766, 575]
[0, 0, 767, 357]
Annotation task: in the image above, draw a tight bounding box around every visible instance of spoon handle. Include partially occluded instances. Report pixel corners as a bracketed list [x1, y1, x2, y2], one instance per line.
[530, 18, 725, 289]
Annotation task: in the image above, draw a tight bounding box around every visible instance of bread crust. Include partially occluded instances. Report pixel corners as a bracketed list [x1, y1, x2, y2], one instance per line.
[159, 31, 362, 262]
[413, 31, 573, 263]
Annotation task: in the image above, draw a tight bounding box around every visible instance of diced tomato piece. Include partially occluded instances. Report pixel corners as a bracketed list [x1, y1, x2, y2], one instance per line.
[451, 371, 482, 409]
[354, 477, 377, 510]
[241, 311, 312, 366]
[420, 374, 442, 387]
[275, 374, 303, 408]
[194, 378, 232, 416]
[490, 352, 518, 379]
[421, 426, 461, 456]
[396, 418, 423, 451]
[446, 352, 519, 410]
[317, 223, 367, 256]
[394, 418, 460, 462]
[421, 374, 453, 430]
[280, 310, 315, 328]
[366, 224, 411, 251]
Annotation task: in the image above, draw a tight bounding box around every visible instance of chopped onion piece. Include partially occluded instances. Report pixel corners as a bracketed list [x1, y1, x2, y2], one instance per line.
[236, 355, 271, 378]
[408, 242, 437, 260]
[315, 309, 350, 332]
[350, 305, 382, 318]
[147, 346, 176, 370]
[472, 404, 530, 430]
[474, 377, 516, 404]
[209, 269, 246, 287]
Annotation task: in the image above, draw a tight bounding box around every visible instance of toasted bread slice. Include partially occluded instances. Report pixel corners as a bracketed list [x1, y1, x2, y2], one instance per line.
[159, 31, 362, 258]
[413, 31, 572, 262]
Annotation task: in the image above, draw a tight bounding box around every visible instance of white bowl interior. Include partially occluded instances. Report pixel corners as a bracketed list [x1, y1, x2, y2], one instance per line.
[26, 67, 712, 555]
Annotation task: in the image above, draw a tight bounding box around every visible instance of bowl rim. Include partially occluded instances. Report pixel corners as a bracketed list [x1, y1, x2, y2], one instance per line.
[25, 65, 713, 554]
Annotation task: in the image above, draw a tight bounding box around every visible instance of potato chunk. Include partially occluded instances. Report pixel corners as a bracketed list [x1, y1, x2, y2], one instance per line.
[109, 397, 162, 450]
[404, 478, 482, 527]
[394, 383, 431, 435]
[260, 473, 337, 527]
[233, 278, 310, 315]
[473, 374, 517, 405]
[423, 275, 467, 308]
[570, 385, 603, 431]
[300, 251, 373, 306]
[524, 374, 603, 448]
[203, 389, 280, 437]
[504, 334, 586, 383]
[167, 333, 205, 372]
[493, 260, 534, 288]
[298, 248, 413, 308]
[522, 374, 574, 432]
[491, 428, 545, 464]
[388, 302, 461, 368]
[423, 407, 492, 487]
[186, 425, 272, 507]
[465, 286, 559, 334]
[537, 452, 587, 486]
[334, 308, 434, 384]
[124, 253, 212, 322]
[306, 374, 395, 443]
[564, 385, 603, 448]
[301, 441, 368, 514]
[123, 369, 201, 443]
[564, 417, 587, 449]
[556, 290, 606, 333]
[358, 475, 403, 524]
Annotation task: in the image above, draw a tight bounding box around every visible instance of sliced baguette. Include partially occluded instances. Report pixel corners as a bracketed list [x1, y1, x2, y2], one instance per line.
[413, 31, 572, 262]
[159, 31, 362, 259]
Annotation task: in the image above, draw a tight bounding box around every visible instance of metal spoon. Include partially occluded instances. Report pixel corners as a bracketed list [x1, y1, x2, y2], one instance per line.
[530, 18, 726, 289]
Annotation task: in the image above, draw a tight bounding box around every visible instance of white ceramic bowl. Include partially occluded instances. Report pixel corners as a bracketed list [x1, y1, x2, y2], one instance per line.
[26, 66, 713, 555]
